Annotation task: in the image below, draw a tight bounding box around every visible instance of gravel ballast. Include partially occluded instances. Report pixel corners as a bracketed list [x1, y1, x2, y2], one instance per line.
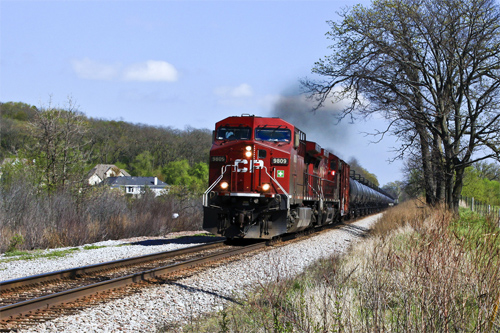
[6, 214, 381, 332]
[0, 233, 218, 282]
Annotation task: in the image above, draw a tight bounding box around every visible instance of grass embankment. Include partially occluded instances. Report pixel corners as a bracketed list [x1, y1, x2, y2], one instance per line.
[173, 201, 500, 332]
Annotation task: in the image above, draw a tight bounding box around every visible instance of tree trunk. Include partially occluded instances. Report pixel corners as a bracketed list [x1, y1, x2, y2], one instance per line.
[417, 124, 438, 205]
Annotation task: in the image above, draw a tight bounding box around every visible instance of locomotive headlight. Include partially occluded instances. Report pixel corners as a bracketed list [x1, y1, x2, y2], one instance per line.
[244, 146, 252, 158]
[220, 181, 229, 190]
[262, 183, 271, 191]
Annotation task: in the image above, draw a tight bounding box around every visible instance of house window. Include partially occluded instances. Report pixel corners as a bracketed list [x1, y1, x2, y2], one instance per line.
[127, 187, 134, 193]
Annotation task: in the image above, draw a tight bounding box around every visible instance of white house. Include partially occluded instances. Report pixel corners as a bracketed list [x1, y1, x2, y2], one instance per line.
[102, 176, 169, 197]
[87, 164, 130, 185]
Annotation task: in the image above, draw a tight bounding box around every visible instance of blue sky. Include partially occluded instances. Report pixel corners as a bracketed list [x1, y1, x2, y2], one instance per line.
[1, 0, 404, 186]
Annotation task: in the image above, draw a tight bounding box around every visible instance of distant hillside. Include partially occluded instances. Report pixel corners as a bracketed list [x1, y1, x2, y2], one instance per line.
[0, 101, 213, 176]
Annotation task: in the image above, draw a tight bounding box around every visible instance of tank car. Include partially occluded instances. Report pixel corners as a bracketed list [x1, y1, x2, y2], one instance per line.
[203, 114, 394, 239]
[349, 171, 395, 217]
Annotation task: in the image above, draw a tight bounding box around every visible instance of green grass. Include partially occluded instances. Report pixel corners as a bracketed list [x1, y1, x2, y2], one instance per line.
[451, 208, 500, 253]
[83, 245, 107, 250]
[47, 248, 81, 258]
[0, 247, 81, 263]
[2, 249, 31, 257]
[0, 243, 116, 263]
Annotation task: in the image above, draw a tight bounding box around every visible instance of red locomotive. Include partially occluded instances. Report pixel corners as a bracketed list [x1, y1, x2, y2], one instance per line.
[203, 114, 394, 239]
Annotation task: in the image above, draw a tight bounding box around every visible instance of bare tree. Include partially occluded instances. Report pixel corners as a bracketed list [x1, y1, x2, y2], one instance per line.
[474, 161, 500, 181]
[303, 0, 500, 211]
[27, 98, 90, 192]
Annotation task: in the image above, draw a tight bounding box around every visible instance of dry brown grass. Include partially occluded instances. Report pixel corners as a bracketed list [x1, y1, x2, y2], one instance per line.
[178, 201, 500, 332]
[342, 206, 499, 331]
[370, 199, 431, 237]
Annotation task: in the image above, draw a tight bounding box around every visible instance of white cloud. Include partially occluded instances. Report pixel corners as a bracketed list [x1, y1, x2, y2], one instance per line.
[71, 59, 179, 82]
[71, 58, 119, 80]
[214, 83, 253, 98]
[123, 60, 179, 82]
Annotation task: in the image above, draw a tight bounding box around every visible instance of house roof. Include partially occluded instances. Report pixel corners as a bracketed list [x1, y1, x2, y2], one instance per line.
[87, 164, 130, 180]
[103, 176, 169, 188]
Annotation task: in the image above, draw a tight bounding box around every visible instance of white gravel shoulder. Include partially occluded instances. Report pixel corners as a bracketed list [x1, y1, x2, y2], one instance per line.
[0, 232, 213, 282]
[15, 214, 382, 332]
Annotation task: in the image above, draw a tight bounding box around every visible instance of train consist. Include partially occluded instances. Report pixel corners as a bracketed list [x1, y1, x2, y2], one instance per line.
[203, 115, 394, 239]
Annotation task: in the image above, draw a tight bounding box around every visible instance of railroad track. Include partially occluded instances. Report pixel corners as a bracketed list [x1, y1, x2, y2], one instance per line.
[0, 240, 267, 330]
[0, 215, 373, 330]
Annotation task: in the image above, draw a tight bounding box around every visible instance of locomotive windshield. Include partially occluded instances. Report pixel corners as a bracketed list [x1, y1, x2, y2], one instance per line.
[255, 128, 291, 142]
[216, 126, 251, 140]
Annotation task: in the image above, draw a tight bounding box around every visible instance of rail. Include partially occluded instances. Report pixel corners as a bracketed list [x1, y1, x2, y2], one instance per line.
[1, 212, 381, 328]
[0, 241, 264, 324]
[0, 240, 225, 291]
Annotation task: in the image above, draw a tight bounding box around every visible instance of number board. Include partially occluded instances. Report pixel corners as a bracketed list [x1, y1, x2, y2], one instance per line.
[271, 157, 289, 165]
[210, 156, 226, 163]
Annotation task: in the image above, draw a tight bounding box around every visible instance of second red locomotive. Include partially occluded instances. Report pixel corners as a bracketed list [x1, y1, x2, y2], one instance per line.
[203, 114, 394, 239]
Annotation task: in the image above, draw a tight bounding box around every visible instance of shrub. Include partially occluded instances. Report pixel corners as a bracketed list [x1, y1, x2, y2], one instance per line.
[0, 182, 204, 253]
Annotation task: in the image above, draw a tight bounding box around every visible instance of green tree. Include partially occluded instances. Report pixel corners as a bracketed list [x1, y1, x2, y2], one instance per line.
[0, 102, 37, 159]
[461, 167, 483, 201]
[188, 162, 209, 193]
[382, 180, 404, 202]
[474, 161, 500, 182]
[162, 160, 208, 195]
[0, 102, 37, 121]
[461, 166, 500, 206]
[130, 151, 156, 177]
[163, 160, 192, 186]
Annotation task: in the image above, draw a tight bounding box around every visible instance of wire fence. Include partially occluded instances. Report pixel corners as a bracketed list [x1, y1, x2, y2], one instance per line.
[460, 196, 500, 226]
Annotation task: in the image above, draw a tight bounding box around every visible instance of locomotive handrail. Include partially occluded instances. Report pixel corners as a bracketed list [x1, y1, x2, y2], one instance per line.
[203, 164, 231, 206]
[263, 166, 290, 210]
[305, 173, 323, 201]
[203, 163, 291, 210]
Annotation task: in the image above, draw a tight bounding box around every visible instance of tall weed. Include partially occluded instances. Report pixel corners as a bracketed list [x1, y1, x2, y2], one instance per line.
[0, 183, 203, 252]
[181, 201, 500, 332]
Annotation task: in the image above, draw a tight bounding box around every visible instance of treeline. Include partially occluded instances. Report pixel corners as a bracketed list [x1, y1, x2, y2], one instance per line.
[461, 162, 500, 206]
[380, 161, 500, 205]
[0, 101, 212, 190]
[348, 157, 380, 187]
[305, 0, 500, 212]
[0, 100, 213, 252]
